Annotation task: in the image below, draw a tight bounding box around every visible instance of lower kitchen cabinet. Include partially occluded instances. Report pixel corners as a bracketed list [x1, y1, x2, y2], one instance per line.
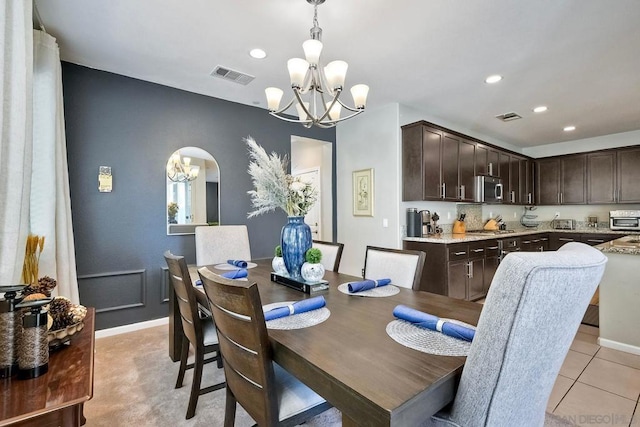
[549, 232, 619, 250]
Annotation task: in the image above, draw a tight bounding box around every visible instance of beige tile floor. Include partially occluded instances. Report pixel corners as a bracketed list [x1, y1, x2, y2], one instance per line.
[549, 324, 640, 426]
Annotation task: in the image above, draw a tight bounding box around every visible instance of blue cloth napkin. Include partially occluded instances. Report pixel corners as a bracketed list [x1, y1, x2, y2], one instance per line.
[221, 269, 247, 279]
[348, 278, 391, 293]
[227, 259, 248, 268]
[264, 296, 326, 321]
[392, 305, 475, 342]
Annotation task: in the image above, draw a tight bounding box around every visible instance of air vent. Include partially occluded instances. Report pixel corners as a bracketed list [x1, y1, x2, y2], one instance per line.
[495, 112, 522, 122]
[210, 66, 255, 85]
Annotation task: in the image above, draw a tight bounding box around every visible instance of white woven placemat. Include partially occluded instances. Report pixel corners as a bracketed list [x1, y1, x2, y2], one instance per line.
[337, 283, 400, 297]
[263, 301, 330, 330]
[386, 319, 475, 356]
[213, 262, 258, 270]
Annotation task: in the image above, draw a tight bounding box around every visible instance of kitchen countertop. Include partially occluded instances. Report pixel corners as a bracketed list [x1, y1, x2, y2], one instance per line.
[595, 235, 640, 255]
[404, 228, 640, 244]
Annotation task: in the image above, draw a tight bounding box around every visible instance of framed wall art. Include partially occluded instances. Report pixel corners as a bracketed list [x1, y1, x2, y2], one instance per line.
[352, 168, 374, 216]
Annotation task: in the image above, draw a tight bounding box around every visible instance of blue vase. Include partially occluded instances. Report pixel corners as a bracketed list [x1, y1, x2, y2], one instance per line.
[281, 216, 312, 280]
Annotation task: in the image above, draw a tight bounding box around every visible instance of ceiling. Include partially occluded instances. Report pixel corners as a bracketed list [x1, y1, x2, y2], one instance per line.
[34, 0, 640, 148]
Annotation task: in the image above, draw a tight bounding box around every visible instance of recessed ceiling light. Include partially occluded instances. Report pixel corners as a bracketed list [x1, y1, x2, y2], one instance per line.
[533, 106, 548, 113]
[249, 48, 267, 59]
[485, 75, 502, 84]
[563, 126, 576, 132]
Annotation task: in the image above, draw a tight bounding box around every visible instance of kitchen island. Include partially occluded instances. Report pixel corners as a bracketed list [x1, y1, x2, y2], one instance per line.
[595, 235, 640, 355]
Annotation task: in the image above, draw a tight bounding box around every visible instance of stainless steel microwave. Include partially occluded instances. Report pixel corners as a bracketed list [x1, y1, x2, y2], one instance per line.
[610, 210, 640, 231]
[474, 176, 503, 203]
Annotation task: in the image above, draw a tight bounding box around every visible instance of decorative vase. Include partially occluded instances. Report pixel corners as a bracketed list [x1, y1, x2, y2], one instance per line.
[281, 216, 312, 280]
[301, 263, 325, 283]
[272, 257, 286, 275]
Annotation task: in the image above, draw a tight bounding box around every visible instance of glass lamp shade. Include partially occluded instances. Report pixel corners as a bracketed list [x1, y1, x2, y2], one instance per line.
[302, 39, 323, 65]
[287, 58, 310, 88]
[324, 60, 348, 91]
[265, 87, 284, 111]
[326, 102, 342, 120]
[189, 166, 200, 179]
[350, 84, 369, 109]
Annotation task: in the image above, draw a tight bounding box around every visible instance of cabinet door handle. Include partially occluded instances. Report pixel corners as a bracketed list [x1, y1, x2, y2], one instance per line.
[487, 246, 499, 250]
[560, 193, 564, 204]
[559, 238, 574, 241]
[527, 192, 532, 204]
[472, 248, 484, 253]
[488, 162, 493, 176]
[454, 251, 466, 256]
[460, 185, 465, 200]
[441, 183, 446, 199]
[466, 261, 473, 278]
[511, 191, 515, 203]
[587, 239, 604, 243]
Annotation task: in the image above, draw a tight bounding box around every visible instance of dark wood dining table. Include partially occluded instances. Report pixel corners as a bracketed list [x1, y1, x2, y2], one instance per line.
[168, 259, 482, 426]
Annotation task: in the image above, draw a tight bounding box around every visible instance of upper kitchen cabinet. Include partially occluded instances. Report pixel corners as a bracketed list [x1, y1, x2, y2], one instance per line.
[401, 122, 475, 202]
[535, 154, 586, 205]
[617, 146, 640, 203]
[476, 144, 501, 177]
[519, 158, 535, 205]
[587, 151, 616, 204]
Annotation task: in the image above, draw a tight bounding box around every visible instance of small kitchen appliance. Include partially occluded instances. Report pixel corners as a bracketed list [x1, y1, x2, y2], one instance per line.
[420, 210, 432, 236]
[552, 218, 576, 230]
[610, 210, 640, 231]
[474, 176, 503, 203]
[406, 208, 421, 237]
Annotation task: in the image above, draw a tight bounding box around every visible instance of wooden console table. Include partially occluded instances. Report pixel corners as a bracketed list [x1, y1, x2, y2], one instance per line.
[1, 308, 95, 427]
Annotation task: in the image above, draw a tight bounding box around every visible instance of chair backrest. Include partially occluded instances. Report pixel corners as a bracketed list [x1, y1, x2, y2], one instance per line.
[164, 251, 203, 347]
[448, 242, 607, 426]
[363, 246, 426, 289]
[312, 240, 344, 272]
[195, 225, 251, 266]
[197, 267, 278, 426]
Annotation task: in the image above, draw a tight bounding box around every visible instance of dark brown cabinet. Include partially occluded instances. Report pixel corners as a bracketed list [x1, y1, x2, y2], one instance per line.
[549, 233, 581, 250]
[402, 122, 477, 202]
[579, 234, 619, 246]
[617, 146, 640, 203]
[536, 155, 586, 205]
[519, 158, 535, 205]
[587, 151, 616, 204]
[475, 144, 501, 177]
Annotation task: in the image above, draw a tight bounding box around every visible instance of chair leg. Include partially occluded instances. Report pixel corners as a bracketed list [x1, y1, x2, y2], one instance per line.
[216, 350, 223, 369]
[186, 349, 204, 419]
[175, 338, 189, 389]
[224, 386, 237, 427]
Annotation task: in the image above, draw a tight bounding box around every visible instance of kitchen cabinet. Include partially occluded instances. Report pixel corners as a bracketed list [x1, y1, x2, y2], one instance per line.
[535, 155, 586, 205]
[401, 122, 476, 202]
[499, 152, 512, 203]
[579, 234, 619, 246]
[483, 240, 500, 293]
[617, 146, 640, 203]
[587, 151, 616, 204]
[549, 233, 581, 250]
[520, 233, 549, 252]
[475, 144, 501, 177]
[519, 158, 535, 205]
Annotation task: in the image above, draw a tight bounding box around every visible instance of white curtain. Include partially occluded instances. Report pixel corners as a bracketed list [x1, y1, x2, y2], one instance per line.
[0, 1, 79, 303]
[0, 0, 33, 284]
[32, 30, 79, 303]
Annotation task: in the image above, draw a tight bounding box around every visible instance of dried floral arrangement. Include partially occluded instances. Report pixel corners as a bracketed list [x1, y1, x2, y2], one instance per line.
[21, 234, 45, 285]
[246, 137, 318, 218]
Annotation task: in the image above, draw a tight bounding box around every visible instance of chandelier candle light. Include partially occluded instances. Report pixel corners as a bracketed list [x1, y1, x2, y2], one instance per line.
[265, 0, 369, 129]
[166, 152, 200, 182]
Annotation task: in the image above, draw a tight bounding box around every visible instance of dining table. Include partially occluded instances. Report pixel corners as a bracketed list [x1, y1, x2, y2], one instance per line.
[168, 259, 482, 427]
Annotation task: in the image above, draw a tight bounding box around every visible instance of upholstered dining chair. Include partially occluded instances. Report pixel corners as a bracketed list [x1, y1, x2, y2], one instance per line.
[195, 225, 251, 266]
[164, 251, 226, 419]
[423, 242, 607, 427]
[312, 240, 344, 272]
[363, 246, 426, 290]
[197, 267, 333, 427]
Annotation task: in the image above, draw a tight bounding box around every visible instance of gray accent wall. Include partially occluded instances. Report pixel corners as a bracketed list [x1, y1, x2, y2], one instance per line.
[62, 63, 335, 329]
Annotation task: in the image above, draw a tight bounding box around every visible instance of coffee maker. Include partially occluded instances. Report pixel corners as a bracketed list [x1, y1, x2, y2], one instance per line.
[406, 208, 421, 237]
[420, 210, 432, 236]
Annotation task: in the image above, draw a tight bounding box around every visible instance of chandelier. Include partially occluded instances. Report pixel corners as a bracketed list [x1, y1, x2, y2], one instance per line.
[166, 152, 200, 182]
[265, 0, 369, 129]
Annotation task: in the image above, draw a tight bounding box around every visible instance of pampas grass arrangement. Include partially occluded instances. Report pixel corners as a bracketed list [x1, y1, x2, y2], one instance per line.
[21, 234, 45, 285]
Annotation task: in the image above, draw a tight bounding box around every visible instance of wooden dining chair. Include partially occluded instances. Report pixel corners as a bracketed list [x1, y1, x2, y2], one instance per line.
[195, 225, 251, 266]
[164, 251, 226, 419]
[312, 240, 344, 272]
[424, 243, 607, 427]
[197, 267, 333, 427]
[363, 246, 426, 290]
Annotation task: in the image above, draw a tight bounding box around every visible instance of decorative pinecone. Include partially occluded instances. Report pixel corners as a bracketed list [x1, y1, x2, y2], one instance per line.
[69, 304, 87, 324]
[23, 276, 57, 297]
[49, 296, 74, 330]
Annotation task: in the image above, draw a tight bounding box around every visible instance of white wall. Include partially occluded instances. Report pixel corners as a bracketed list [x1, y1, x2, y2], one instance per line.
[523, 129, 640, 158]
[336, 103, 401, 275]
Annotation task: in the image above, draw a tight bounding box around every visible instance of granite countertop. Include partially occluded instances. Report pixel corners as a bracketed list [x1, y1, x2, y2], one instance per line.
[595, 235, 640, 255]
[404, 227, 640, 245]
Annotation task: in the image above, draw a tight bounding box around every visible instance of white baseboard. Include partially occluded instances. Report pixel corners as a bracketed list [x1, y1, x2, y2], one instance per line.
[95, 317, 168, 339]
[597, 337, 640, 355]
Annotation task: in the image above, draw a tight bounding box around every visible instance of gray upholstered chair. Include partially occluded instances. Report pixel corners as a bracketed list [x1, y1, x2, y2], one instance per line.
[195, 225, 251, 266]
[197, 267, 333, 426]
[363, 246, 426, 289]
[312, 240, 344, 272]
[424, 242, 607, 427]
